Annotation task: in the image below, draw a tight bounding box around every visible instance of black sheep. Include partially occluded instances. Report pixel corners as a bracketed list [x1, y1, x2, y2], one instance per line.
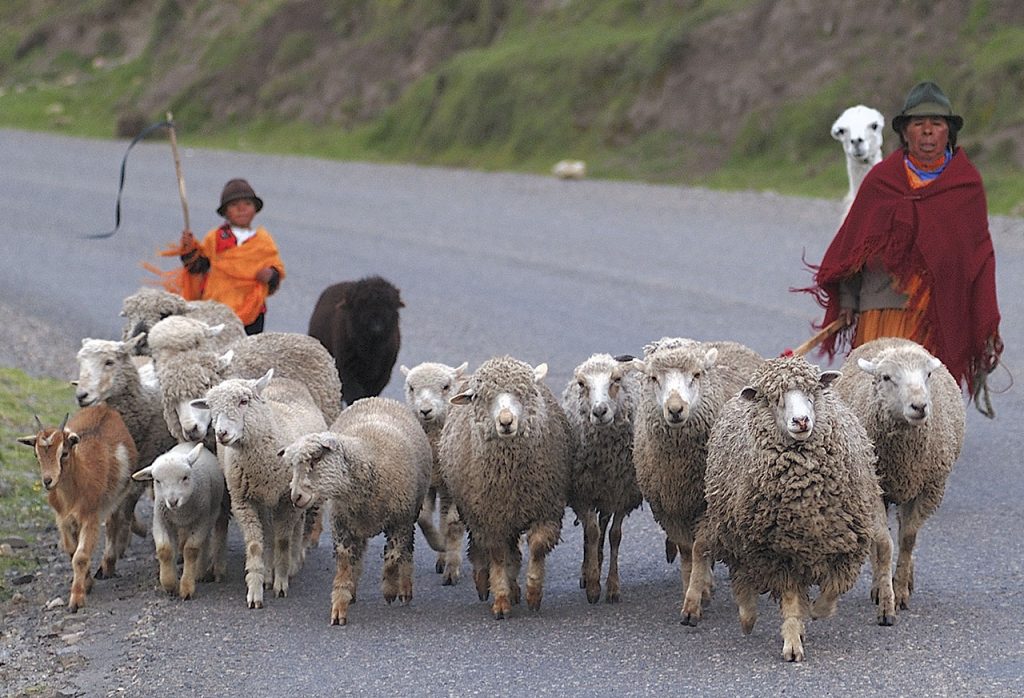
[308, 276, 403, 406]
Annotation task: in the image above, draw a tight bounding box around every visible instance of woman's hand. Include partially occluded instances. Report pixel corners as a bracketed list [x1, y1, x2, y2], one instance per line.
[255, 267, 275, 284]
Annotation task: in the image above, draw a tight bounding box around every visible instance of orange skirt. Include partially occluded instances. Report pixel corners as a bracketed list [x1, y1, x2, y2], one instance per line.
[853, 276, 934, 353]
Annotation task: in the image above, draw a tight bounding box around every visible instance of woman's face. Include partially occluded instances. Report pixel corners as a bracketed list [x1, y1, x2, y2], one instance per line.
[224, 198, 257, 228]
[903, 116, 950, 164]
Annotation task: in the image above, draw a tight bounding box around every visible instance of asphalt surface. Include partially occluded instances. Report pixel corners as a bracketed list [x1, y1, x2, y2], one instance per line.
[1, 128, 1022, 696]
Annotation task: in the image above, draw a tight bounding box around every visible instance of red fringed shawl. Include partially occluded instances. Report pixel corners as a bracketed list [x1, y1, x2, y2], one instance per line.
[800, 148, 1002, 394]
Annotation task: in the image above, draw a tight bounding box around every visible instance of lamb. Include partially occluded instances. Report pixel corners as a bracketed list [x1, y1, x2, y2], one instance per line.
[561, 353, 643, 603]
[834, 337, 965, 610]
[17, 406, 138, 612]
[191, 368, 327, 608]
[74, 335, 178, 537]
[119, 287, 244, 357]
[308, 276, 403, 405]
[682, 357, 894, 662]
[132, 442, 229, 600]
[281, 397, 434, 625]
[831, 104, 884, 219]
[400, 360, 470, 585]
[438, 356, 573, 619]
[629, 337, 764, 619]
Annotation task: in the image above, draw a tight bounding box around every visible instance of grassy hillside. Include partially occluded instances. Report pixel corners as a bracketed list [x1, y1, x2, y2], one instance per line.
[0, 0, 1022, 214]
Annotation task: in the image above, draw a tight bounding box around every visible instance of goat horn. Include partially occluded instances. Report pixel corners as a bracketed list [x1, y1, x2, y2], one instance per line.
[58, 413, 70, 431]
[34, 414, 44, 431]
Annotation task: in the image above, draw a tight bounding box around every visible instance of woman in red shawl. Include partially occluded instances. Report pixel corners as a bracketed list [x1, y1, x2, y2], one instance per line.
[803, 81, 1002, 414]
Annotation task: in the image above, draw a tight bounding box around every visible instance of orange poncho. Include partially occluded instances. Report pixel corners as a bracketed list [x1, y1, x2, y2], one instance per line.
[149, 226, 285, 326]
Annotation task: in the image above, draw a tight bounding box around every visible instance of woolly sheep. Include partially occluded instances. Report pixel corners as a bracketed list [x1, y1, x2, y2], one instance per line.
[119, 287, 244, 356]
[683, 357, 895, 662]
[191, 369, 328, 608]
[629, 337, 764, 618]
[308, 276, 403, 405]
[132, 443, 229, 600]
[400, 360, 470, 585]
[17, 406, 138, 612]
[146, 315, 232, 366]
[552, 159, 587, 179]
[74, 335, 178, 539]
[438, 356, 573, 619]
[561, 353, 643, 603]
[282, 397, 433, 625]
[831, 104, 885, 219]
[834, 337, 965, 610]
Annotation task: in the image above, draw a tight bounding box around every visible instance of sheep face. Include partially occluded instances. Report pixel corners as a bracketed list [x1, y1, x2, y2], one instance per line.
[134, 444, 204, 510]
[280, 433, 339, 509]
[857, 350, 943, 426]
[831, 105, 884, 165]
[193, 370, 273, 447]
[148, 316, 224, 358]
[73, 336, 143, 407]
[17, 415, 74, 491]
[741, 358, 840, 443]
[120, 288, 189, 353]
[636, 346, 718, 428]
[401, 362, 468, 426]
[570, 356, 629, 427]
[450, 359, 547, 440]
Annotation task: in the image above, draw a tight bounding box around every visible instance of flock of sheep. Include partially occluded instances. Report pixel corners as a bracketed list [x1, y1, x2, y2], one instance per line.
[16, 108, 963, 661]
[16, 272, 967, 662]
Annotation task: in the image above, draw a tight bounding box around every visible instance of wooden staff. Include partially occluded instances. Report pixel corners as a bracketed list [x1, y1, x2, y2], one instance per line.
[786, 317, 847, 358]
[166, 111, 190, 232]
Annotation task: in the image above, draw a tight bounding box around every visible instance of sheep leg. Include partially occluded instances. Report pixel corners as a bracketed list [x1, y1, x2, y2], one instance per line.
[780, 587, 809, 663]
[665, 536, 678, 564]
[331, 535, 358, 626]
[232, 499, 266, 609]
[208, 508, 230, 583]
[468, 536, 489, 601]
[271, 501, 301, 598]
[681, 533, 712, 626]
[488, 545, 512, 620]
[179, 534, 203, 600]
[525, 521, 560, 612]
[68, 518, 100, 613]
[507, 541, 523, 606]
[870, 501, 897, 625]
[895, 494, 934, 609]
[604, 511, 624, 603]
[441, 492, 463, 585]
[384, 527, 415, 605]
[303, 503, 324, 549]
[420, 487, 444, 574]
[152, 516, 178, 595]
[733, 576, 759, 635]
[580, 509, 601, 603]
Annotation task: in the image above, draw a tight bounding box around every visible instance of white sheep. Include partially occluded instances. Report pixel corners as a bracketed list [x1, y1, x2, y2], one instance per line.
[119, 287, 244, 357]
[561, 353, 642, 603]
[629, 337, 764, 619]
[17, 406, 138, 612]
[282, 397, 434, 626]
[552, 159, 587, 179]
[400, 360, 469, 585]
[834, 337, 965, 610]
[132, 442, 229, 600]
[438, 356, 573, 619]
[831, 104, 884, 219]
[74, 335, 178, 539]
[146, 315, 231, 366]
[191, 368, 328, 608]
[683, 356, 895, 662]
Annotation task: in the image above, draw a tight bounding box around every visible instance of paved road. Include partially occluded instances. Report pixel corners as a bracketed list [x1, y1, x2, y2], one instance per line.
[2, 129, 1022, 696]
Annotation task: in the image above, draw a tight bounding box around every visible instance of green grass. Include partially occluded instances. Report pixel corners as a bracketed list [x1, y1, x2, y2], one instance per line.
[0, 368, 78, 600]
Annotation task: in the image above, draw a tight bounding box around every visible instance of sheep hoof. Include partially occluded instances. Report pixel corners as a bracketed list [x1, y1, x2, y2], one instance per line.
[605, 592, 620, 604]
[249, 600, 263, 610]
[435, 559, 445, 574]
[331, 616, 348, 626]
[878, 613, 895, 627]
[384, 594, 397, 605]
[680, 612, 701, 627]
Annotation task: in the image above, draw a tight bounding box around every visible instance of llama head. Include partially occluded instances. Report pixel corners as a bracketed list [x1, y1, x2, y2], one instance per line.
[831, 105, 885, 165]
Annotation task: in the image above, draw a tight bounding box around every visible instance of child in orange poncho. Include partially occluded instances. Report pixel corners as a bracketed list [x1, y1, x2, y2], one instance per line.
[156, 178, 284, 335]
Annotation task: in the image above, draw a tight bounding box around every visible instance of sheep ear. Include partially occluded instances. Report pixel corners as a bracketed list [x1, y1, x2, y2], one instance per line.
[190, 398, 210, 411]
[819, 370, 842, 389]
[277, 446, 286, 458]
[533, 363, 548, 382]
[857, 358, 878, 375]
[254, 369, 274, 395]
[16, 434, 37, 447]
[702, 347, 719, 370]
[132, 465, 154, 482]
[206, 323, 225, 338]
[927, 356, 942, 372]
[450, 389, 474, 406]
[125, 333, 146, 351]
[186, 443, 205, 465]
[400, 365, 410, 377]
[627, 358, 647, 375]
[739, 386, 758, 401]
[217, 349, 234, 373]
[454, 361, 469, 376]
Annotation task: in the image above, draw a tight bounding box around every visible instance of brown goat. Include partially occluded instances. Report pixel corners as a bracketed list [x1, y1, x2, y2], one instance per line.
[17, 405, 138, 612]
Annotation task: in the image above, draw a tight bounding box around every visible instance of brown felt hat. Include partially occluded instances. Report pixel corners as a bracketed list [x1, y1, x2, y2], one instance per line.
[216, 178, 264, 216]
[891, 81, 964, 134]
